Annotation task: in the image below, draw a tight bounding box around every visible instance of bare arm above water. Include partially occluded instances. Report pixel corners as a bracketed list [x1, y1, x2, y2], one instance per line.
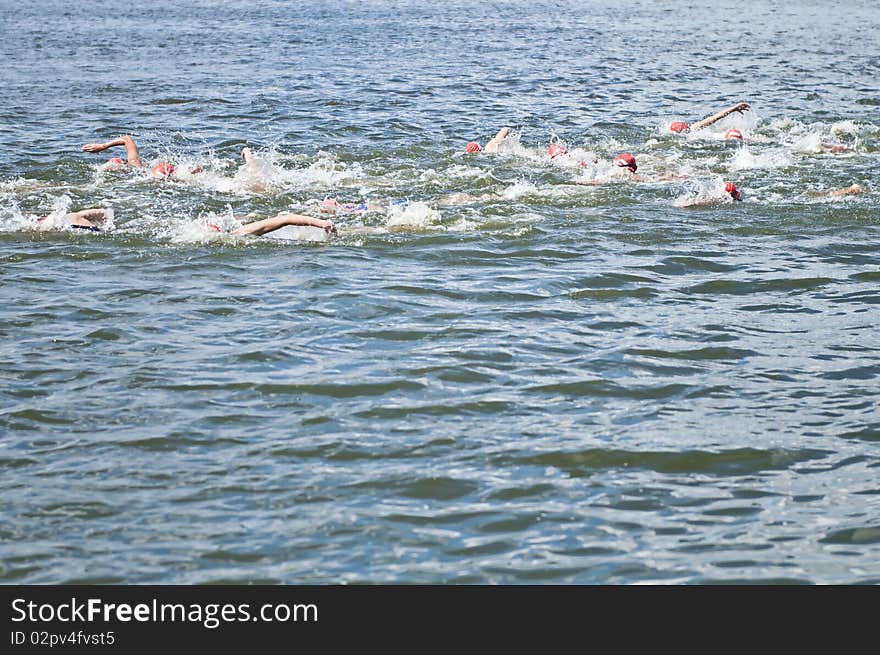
[483, 127, 511, 153]
[691, 102, 750, 131]
[81, 135, 144, 167]
[807, 184, 862, 197]
[232, 212, 337, 236]
[67, 208, 111, 226]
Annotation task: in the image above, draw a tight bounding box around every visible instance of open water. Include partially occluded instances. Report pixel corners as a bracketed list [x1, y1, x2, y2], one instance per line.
[1, 0, 878, 583]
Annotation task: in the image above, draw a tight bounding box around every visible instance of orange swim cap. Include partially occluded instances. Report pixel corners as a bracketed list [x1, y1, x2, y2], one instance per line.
[725, 182, 743, 201]
[724, 128, 743, 140]
[150, 161, 176, 177]
[669, 121, 690, 133]
[465, 142, 483, 153]
[547, 143, 568, 159]
[613, 152, 637, 172]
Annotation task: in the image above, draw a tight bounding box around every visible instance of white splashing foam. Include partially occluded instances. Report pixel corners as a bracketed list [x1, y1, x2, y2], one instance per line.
[385, 201, 443, 229]
[169, 220, 225, 244]
[572, 158, 631, 185]
[673, 178, 736, 208]
[728, 145, 792, 171]
[192, 149, 363, 195]
[502, 181, 541, 200]
[262, 225, 332, 242]
[830, 121, 859, 136]
[441, 164, 494, 181]
[31, 196, 74, 230]
[790, 132, 825, 153]
[0, 201, 31, 232]
[547, 147, 599, 169]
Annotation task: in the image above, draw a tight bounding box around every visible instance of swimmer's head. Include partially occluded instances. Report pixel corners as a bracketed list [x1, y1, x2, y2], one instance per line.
[547, 143, 568, 159]
[669, 121, 690, 134]
[465, 142, 483, 154]
[725, 182, 743, 201]
[150, 161, 176, 177]
[724, 128, 743, 140]
[613, 152, 638, 173]
[105, 157, 125, 168]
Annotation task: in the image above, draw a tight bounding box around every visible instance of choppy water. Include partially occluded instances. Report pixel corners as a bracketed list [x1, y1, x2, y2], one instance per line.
[1, 0, 878, 584]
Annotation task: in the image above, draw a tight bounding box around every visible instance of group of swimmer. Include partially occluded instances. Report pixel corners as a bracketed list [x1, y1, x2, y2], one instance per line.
[34, 100, 863, 236]
[54, 138, 338, 236]
[465, 102, 861, 204]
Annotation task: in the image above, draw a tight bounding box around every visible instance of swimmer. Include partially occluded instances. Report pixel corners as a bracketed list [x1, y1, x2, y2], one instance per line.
[318, 195, 423, 215]
[318, 197, 385, 214]
[576, 152, 647, 184]
[547, 142, 568, 159]
[207, 211, 337, 237]
[584, 152, 695, 184]
[724, 128, 744, 141]
[465, 127, 511, 154]
[668, 102, 750, 134]
[435, 191, 498, 206]
[223, 147, 279, 193]
[673, 181, 743, 207]
[607, 152, 647, 181]
[81, 135, 202, 177]
[806, 183, 862, 197]
[35, 208, 113, 232]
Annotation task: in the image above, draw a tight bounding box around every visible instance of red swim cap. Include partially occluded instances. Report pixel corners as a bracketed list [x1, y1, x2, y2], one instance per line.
[613, 152, 637, 172]
[106, 157, 125, 167]
[725, 181, 743, 201]
[724, 128, 743, 140]
[547, 143, 568, 159]
[150, 161, 175, 177]
[669, 121, 690, 133]
[465, 142, 483, 153]
[207, 223, 221, 232]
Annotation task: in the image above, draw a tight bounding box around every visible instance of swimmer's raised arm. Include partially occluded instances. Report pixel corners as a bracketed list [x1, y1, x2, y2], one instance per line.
[81, 135, 144, 167]
[483, 127, 511, 153]
[232, 212, 337, 236]
[241, 147, 259, 164]
[691, 102, 750, 131]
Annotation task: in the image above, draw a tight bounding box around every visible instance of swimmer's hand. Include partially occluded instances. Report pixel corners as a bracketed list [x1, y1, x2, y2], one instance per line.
[82, 143, 109, 153]
[734, 102, 750, 113]
[324, 221, 337, 235]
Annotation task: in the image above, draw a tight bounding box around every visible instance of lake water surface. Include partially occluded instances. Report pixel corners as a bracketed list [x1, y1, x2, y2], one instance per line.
[1, 0, 878, 583]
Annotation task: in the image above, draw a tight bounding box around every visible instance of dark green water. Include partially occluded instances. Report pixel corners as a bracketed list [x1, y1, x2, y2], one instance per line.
[1, 0, 878, 583]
